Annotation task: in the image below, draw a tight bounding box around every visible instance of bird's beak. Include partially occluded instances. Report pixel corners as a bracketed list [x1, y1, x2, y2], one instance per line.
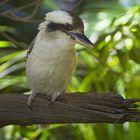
[68, 32, 95, 48]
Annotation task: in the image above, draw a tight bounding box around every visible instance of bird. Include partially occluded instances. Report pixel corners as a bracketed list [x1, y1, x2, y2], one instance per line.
[26, 9, 94, 108]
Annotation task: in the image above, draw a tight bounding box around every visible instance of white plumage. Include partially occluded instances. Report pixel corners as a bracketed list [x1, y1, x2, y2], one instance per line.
[26, 10, 94, 107]
[26, 30, 77, 103]
[46, 10, 73, 24]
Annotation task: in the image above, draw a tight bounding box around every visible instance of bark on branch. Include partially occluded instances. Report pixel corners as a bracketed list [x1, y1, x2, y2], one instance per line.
[0, 93, 140, 127]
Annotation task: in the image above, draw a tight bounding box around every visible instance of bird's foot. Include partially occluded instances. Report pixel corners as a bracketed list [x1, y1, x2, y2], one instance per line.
[27, 92, 36, 109]
[51, 92, 60, 102]
[48, 92, 61, 105]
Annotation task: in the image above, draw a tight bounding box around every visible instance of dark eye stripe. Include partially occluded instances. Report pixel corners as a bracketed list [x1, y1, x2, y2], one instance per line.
[47, 23, 60, 32]
[65, 23, 73, 31]
[47, 22, 73, 32]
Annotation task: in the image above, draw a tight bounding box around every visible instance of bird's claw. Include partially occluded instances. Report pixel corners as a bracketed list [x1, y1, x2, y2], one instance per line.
[27, 93, 36, 110]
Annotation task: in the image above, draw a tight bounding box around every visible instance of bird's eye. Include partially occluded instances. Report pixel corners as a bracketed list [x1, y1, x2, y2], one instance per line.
[65, 23, 73, 31]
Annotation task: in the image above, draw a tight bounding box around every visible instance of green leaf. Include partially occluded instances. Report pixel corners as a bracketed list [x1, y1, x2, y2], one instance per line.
[130, 48, 140, 63]
[44, 0, 58, 9]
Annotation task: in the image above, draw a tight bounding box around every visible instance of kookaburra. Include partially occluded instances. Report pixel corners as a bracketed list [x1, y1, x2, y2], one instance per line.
[26, 10, 94, 108]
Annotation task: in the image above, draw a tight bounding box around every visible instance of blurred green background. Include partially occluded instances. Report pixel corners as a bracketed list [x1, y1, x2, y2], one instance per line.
[0, 0, 140, 139]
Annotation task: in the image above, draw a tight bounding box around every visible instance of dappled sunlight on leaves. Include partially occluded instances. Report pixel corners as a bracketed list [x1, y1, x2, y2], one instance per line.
[0, 0, 140, 139]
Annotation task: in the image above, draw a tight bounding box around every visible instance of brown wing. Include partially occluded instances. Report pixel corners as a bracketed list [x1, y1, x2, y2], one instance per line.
[27, 38, 36, 57]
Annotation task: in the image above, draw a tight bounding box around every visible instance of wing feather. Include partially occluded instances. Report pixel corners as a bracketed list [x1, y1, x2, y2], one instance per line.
[27, 38, 36, 57]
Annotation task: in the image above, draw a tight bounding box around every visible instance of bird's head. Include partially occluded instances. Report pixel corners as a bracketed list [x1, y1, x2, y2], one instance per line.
[38, 10, 94, 48]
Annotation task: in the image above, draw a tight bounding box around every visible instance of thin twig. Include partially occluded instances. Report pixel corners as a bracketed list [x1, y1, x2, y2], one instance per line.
[0, 0, 40, 16]
[2, 14, 42, 22]
[23, 0, 41, 19]
[0, 0, 9, 6]
[0, 0, 42, 23]
[13, 0, 41, 13]
[0, 31, 28, 49]
[71, 0, 84, 11]
[10, 0, 42, 19]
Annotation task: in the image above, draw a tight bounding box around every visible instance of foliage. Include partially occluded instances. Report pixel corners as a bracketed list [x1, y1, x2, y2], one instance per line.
[0, 0, 140, 139]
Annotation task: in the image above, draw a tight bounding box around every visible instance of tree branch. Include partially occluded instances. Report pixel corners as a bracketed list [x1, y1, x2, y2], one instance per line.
[0, 93, 140, 127]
